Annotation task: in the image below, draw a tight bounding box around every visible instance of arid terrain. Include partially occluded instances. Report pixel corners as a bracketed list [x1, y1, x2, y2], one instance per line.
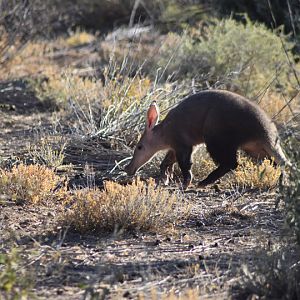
[0, 1, 300, 299]
[0, 77, 298, 299]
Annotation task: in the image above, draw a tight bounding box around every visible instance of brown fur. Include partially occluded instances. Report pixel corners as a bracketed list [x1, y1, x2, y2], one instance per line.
[125, 90, 289, 189]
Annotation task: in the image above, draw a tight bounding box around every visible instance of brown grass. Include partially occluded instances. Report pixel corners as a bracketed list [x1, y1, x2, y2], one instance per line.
[30, 69, 102, 109]
[65, 178, 190, 234]
[1, 40, 62, 80]
[65, 29, 96, 47]
[259, 91, 298, 123]
[192, 148, 281, 189]
[0, 163, 68, 204]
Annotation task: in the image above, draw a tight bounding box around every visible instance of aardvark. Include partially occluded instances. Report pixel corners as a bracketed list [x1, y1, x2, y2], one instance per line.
[125, 90, 289, 189]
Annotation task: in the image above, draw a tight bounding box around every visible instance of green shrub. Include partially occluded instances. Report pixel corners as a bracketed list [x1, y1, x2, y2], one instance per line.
[213, 0, 300, 36]
[0, 248, 33, 299]
[280, 136, 300, 244]
[158, 17, 295, 97]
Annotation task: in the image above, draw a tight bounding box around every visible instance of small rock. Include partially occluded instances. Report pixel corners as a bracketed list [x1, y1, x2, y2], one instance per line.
[56, 288, 63, 295]
[154, 239, 161, 246]
[164, 236, 172, 242]
[123, 291, 132, 298]
[47, 211, 56, 217]
[188, 244, 194, 250]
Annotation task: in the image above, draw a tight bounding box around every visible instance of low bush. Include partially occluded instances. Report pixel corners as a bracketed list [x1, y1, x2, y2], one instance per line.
[158, 17, 295, 97]
[30, 69, 102, 110]
[233, 157, 281, 189]
[280, 136, 300, 244]
[29, 61, 190, 146]
[65, 178, 189, 234]
[0, 163, 68, 204]
[0, 248, 33, 300]
[233, 247, 300, 299]
[28, 136, 66, 169]
[192, 148, 281, 189]
[65, 29, 96, 47]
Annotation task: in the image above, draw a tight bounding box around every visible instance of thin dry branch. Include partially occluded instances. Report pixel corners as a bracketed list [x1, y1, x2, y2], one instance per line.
[279, 35, 300, 88]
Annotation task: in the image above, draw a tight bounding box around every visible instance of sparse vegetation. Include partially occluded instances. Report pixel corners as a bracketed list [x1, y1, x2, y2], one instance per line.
[233, 246, 300, 300]
[233, 157, 281, 189]
[280, 137, 300, 244]
[259, 91, 299, 123]
[65, 178, 189, 234]
[192, 149, 281, 189]
[28, 137, 66, 169]
[30, 69, 102, 110]
[158, 18, 296, 97]
[2, 40, 63, 80]
[66, 29, 96, 47]
[29, 61, 189, 142]
[0, 163, 68, 204]
[0, 1, 299, 299]
[0, 248, 33, 300]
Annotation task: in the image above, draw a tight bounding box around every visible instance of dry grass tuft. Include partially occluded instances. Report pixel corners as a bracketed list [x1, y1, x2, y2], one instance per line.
[233, 157, 281, 189]
[28, 136, 66, 169]
[192, 148, 280, 189]
[101, 73, 152, 111]
[1, 40, 61, 80]
[31, 64, 152, 113]
[31, 69, 102, 109]
[30, 67, 154, 137]
[65, 178, 189, 234]
[259, 91, 298, 123]
[0, 163, 68, 204]
[65, 29, 96, 47]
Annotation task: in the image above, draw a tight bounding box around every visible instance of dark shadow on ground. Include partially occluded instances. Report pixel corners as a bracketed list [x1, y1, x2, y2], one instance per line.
[0, 80, 58, 115]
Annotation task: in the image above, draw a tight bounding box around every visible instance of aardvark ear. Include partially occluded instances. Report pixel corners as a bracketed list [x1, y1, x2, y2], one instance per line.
[146, 101, 160, 130]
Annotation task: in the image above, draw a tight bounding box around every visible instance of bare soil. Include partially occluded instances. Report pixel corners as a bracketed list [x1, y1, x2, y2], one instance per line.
[0, 80, 295, 299]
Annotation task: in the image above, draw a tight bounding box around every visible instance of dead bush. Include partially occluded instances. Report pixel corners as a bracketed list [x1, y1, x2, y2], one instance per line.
[192, 148, 281, 189]
[0, 163, 68, 204]
[65, 178, 189, 234]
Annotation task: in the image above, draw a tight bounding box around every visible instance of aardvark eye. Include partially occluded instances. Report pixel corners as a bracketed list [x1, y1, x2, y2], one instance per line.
[137, 145, 143, 150]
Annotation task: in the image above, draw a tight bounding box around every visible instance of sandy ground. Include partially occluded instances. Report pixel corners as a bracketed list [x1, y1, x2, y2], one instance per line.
[0, 80, 294, 299]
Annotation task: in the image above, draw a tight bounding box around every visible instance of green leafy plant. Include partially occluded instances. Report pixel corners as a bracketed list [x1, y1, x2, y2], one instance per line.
[159, 17, 295, 97]
[0, 248, 33, 300]
[280, 136, 300, 244]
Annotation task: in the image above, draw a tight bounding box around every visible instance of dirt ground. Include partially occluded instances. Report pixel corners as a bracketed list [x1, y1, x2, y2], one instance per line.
[0, 80, 295, 299]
